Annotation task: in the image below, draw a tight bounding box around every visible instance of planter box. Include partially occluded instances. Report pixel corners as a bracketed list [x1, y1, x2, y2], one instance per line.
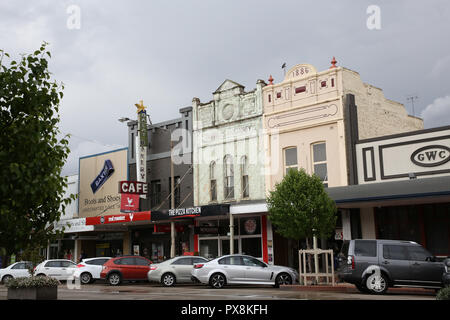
[7, 286, 57, 300]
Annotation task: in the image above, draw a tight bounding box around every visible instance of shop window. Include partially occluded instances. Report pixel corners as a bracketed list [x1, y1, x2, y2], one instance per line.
[240, 217, 261, 235]
[284, 147, 298, 175]
[241, 238, 262, 258]
[199, 239, 219, 259]
[150, 180, 161, 208]
[241, 156, 249, 198]
[312, 142, 328, 187]
[424, 203, 450, 255]
[224, 155, 234, 199]
[210, 161, 217, 202]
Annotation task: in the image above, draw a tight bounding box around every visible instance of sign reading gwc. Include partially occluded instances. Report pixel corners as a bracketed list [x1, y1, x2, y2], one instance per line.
[91, 159, 115, 194]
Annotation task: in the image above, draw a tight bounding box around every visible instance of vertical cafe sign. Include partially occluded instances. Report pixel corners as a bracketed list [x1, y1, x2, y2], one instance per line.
[135, 100, 148, 198]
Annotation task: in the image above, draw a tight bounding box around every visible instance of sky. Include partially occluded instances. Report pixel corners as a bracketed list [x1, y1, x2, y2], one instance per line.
[1, 0, 450, 176]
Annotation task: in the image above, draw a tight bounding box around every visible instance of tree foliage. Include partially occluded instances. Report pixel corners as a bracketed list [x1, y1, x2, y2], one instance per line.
[267, 168, 337, 241]
[0, 43, 72, 256]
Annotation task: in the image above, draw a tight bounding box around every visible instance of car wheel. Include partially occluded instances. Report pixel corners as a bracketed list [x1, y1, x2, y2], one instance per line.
[209, 273, 226, 289]
[161, 273, 176, 287]
[36, 273, 46, 277]
[274, 273, 292, 288]
[108, 273, 122, 286]
[365, 273, 388, 294]
[1, 275, 13, 284]
[80, 272, 92, 285]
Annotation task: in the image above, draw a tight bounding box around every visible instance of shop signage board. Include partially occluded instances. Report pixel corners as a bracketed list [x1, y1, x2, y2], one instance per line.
[85, 211, 151, 225]
[119, 181, 148, 195]
[151, 204, 229, 221]
[153, 224, 185, 233]
[120, 193, 140, 212]
[78, 148, 128, 218]
[54, 218, 94, 233]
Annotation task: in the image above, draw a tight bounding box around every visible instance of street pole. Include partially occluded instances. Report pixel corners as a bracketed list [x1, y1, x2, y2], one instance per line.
[230, 213, 234, 254]
[170, 140, 176, 258]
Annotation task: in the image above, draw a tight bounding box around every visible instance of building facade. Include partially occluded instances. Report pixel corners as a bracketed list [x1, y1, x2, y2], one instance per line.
[192, 79, 273, 261]
[262, 61, 424, 266]
[328, 125, 450, 257]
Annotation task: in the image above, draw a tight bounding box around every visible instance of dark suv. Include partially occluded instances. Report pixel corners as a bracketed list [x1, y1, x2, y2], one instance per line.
[337, 239, 445, 294]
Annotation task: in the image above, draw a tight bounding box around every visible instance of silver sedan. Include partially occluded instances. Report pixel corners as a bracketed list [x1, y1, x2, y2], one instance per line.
[147, 256, 209, 286]
[191, 254, 298, 289]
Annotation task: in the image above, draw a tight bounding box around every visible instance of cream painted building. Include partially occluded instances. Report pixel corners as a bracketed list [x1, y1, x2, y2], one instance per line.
[263, 61, 424, 247]
[192, 79, 273, 262]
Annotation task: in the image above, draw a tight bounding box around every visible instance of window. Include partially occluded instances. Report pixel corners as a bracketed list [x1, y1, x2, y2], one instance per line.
[242, 238, 262, 257]
[312, 142, 328, 187]
[268, 94, 271, 103]
[284, 147, 298, 175]
[243, 256, 266, 267]
[383, 245, 408, 260]
[210, 161, 217, 201]
[150, 180, 161, 208]
[321, 81, 327, 88]
[171, 258, 192, 265]
[169, 176, 181, 207]
[331, 78, 335, 87]
[87, 259, 109, 266]
[12, 263, 25, 270]
[199, 239, 219, 259]
[224, 155, 234, 199]
[241, 156, 249, 198]
[135, 258, 150, 266]
[61, 261, 76, 268]
[218, 256, 243, 265]
[192, 257, 208, 264]
[295, 86, 306, 94]
[354, 240, 377, 257]
[45, 261, 61, 268]
[407, 246, 432, 261]
[276, 92, 282, 99]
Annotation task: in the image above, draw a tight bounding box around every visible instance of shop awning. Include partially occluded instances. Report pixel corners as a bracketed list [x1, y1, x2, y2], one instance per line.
[85, 211, 151, 225]
[326, 176, 450, 208]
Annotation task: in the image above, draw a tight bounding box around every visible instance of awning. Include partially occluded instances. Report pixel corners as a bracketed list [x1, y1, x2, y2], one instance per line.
[326, 176, 450, 208]
[85, 211, 151, 226]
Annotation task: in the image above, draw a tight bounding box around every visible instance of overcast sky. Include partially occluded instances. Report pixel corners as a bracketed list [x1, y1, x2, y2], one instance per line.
[1, 0, 450, 176]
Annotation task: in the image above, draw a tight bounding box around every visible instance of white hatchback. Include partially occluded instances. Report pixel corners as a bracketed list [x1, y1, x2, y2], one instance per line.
[0, 261, 34, 283]
[73, 257, 111, 284]
[34, 259, 77, 281]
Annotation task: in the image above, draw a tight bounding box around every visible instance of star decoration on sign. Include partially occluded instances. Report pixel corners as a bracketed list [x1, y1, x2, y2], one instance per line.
[135, 100, 147, 114]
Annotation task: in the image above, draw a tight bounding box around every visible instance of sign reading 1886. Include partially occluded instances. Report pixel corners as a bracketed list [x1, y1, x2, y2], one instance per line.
[411, 145, 450, 167]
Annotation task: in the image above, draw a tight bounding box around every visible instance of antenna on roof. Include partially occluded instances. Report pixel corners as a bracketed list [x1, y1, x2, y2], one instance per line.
[406, 95, 419, 117]
[281, 63, 287, 76]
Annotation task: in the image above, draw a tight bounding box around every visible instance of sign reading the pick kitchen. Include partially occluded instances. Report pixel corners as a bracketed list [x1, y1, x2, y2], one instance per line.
[78, 148, 128, 218]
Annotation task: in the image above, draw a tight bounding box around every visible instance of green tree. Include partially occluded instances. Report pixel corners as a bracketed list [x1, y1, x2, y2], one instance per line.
[0, 43, 72, 263]
[267, 168, 337, 247]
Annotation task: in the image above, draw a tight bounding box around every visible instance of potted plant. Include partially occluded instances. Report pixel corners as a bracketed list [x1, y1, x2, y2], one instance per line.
[6, 276, 60, 300]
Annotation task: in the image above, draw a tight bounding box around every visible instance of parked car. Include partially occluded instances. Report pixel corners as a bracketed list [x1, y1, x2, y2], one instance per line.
[0, 261, 34, 284]
[443, 258, 450, 287]
[73, 257, 112, 284]
[191, 254, 298, 289]
[34, 259, 77, 281]
[147, 256, 209, 286]
[100, 256, 152, 286]
[337, 239, 446, 294]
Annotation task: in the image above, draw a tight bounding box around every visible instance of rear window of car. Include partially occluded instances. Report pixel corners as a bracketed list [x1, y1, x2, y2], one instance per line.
[45, 261, 61, 268]
[135, 258, 150, 266]
[383, 245, 408, 260]
[354, 240, 377, 257]
[171, 258, 192, 265]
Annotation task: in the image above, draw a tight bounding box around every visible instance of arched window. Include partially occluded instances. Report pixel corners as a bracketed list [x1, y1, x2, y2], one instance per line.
[224, 155, 234, 199]
[241, 156, 249, 198]
[210, 161, 217, 201]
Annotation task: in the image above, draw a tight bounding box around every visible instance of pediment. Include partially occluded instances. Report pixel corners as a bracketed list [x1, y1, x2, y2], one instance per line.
[213, 79, 244, 93]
